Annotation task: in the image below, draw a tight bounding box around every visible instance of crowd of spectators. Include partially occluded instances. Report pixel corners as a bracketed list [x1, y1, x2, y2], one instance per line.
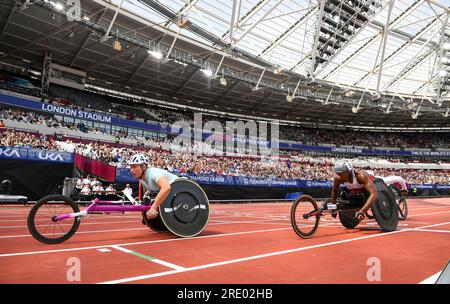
[0, 106, 114, 136]
[306, 129, 449, 149]
[2, 72, 450, 186]
[75, 175, 116, 196]
[370, 168, 450, 186]
[2, 71, 449, 150]
[2, 128, 450, 185]
[0, 129, 58, 150]
[2, 105, 450, 153]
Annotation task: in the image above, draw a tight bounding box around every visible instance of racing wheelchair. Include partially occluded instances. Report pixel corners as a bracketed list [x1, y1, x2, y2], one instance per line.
[291, 179, 399, 239]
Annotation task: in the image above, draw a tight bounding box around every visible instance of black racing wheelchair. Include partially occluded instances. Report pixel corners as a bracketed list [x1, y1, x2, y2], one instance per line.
[365, 185, 408, 221]
[291, 179, 399, 239]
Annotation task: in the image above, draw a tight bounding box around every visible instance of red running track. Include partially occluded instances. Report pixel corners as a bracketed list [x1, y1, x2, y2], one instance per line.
[0, 198, 449, 284]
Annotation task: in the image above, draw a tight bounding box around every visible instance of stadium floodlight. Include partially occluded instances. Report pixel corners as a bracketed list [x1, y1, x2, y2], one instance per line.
[286, 95, 293, 103]
[384, 102, 392, 114]
[219, 77, 227, 86]
[352, 106, 358, 113]
[411, 102, 421, 119]
[176, 15, 191, 28]
[113, 40, 122, 51]
[53, 2, 64, 11]
[273, 67, 284, 75]
[201, 69, 213, 77]
[443, 42, 450, 51]
[148, 50, 163, 60]
[344, 90, 355, 97]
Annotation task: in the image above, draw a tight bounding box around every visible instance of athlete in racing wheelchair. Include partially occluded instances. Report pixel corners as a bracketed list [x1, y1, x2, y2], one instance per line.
[291, 160, 399, 239]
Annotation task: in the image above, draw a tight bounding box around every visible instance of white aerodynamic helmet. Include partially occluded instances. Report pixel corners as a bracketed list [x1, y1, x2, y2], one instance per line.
[334, 160, 353, 173]
[127, 153, 149, 165]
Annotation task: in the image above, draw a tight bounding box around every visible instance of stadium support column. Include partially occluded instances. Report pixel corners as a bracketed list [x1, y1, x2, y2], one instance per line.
[41, 52, 52, 92]
[229, 0, 240, 43]
[375, 0, 395, 97]
[102, 0, 125, 42]
[310, 0, 326, 81]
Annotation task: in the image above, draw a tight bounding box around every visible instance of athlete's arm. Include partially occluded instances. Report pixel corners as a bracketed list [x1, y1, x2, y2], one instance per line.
[331, 174, 341, 202]
[147, 176, 171, 218]
[398, 177, 408, 191]
[357, 170, 378, 214]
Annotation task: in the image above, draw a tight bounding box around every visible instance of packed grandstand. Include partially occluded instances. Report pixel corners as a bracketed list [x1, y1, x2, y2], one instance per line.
[1, 70, 450, 190]
[1, 0, 450, 286]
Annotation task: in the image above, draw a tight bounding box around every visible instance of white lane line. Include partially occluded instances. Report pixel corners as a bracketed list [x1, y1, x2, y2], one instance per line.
[0, 218, 291, 239]
[419, 271, 442, 284]
[0, 227, 150, 239]
[1, 208, 448, 257]
[0, 220, 140, 229]
[0, 227, 292, 257]
[209, 220, 291, 226]
[1, 207, 448, 239]
[0, 216, 143, 222]
[111, 245, 133, 253]
[209, 215, 289, 221]
[411, 229, 450, 233]
[98, 221, 450, 284]
[97, 248, 112, 253]
[408, 206, 450, 211]
[409, 210, 450, 217]
[111, 245, 185, 271]
[0, 219, 290, 239]
[211, 218, 291, 224]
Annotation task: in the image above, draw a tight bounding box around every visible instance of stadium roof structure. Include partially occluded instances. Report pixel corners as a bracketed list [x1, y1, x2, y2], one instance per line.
[1, 0, 450, 129]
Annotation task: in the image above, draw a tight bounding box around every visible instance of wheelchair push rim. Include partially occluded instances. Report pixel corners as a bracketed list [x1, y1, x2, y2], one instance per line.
[290, 195, 320, 239]
[27, 194, 81, 244]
